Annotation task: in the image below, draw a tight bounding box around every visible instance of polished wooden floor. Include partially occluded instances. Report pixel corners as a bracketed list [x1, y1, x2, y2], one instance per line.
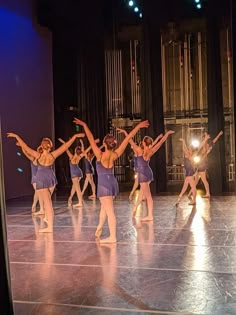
[6, 191, 236, 315]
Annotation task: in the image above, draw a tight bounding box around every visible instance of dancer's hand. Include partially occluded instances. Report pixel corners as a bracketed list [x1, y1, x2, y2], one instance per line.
[95, 138, 100, 144]
[219, 130, 223, 136]
[166, 130, 175, 135]
[117, 128, 128, 136]
[7, 132, 19, 139]
[58, 138, 65, 144]
[137, 120, 149, 129]
[73, 117, 86, 127]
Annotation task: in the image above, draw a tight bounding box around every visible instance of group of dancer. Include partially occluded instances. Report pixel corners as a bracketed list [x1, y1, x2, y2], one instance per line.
[7, 119, 223, 243]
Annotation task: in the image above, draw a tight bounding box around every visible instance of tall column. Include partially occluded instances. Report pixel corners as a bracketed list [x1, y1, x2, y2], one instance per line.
[141, 1, 167, 193]
[231, 0, 236, 191]
[206, 0, 227, 193]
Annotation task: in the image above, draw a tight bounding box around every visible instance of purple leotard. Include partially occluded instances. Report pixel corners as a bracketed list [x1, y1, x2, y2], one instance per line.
[84, 158, 94, 175]
[35, 165, 57, 190]
[96, 161, 119, 197]
[30, 162, 38, 184]
[184, 157, 195, 176]
[136, 156, 153, 183]
[69, 162, 83, 178]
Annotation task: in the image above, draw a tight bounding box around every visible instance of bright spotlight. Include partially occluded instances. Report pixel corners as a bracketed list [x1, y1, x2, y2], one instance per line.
[139, 12, 142, 18]
[191, 139, 200, 148]
[196, 3, 202, 9]
[134, 6, 139, 12]
[128, 0, 134, 6]
[194, 0, 200, 3]
[193, 156, 201, 164]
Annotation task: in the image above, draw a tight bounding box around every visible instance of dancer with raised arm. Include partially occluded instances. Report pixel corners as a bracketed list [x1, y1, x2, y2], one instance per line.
[117, 128, 174, 221]
[176, 133, 210, 206]
[7, 132, 85, 233]
[58, 138, 99, 207]
[128, 133, 164, 201]
[192, 130, 223, 199]
[81, 150, 97, 199]
[17, 144, 44, 213]
[73, 117, 149, 243]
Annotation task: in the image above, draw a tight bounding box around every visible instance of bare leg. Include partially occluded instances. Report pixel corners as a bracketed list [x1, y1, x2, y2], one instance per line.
[87, 175, 96, 198]
[99, 196, 117, 243]
[188, 172, 199, 199]
[68, 184, 76, 206]
[140, 182, 153, 221]
[199, 171, 210, 197]
[129, 175, 139, 200]
[95, 204, 107, 238]
[176, 177, 191, 205]
[38, 188, 54, 233]
[188, 177, 196, 204]
[72, 177, 83, 207]
[81, 175, 89, 196]
[31, 183, 38, 212]
[132, 188, 144, 217]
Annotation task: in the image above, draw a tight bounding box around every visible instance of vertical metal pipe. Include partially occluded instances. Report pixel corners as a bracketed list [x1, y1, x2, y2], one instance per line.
[161, 36, 167, 112]
[198, 32, 203, 111]
[184, 35, 189, 112]
[179, 43, 184, 111]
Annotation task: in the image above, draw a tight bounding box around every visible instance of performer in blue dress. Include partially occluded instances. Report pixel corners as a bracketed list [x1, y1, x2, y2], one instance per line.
[81, 150, 97, 199]
[119, 131, 174, 221]
[8, 132, 85, 233]
[74, 117, 149, 243]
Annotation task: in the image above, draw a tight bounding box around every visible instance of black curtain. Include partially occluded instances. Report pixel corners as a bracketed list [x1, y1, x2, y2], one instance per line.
[141, 1, 167, 193]
[0, 126, 14, 315]
[206, 0, 227, 193]
[231, 0, 236, 193]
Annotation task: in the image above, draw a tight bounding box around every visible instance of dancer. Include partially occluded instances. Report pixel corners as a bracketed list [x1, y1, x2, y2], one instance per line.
[118, 129, 174, 221]
[17, 144, 44, 213]
[192, 130, 223, 198]
[128, 133, 164, 201]
[73, 117, 149, 243]
[58, 138, 99, 207]
[81, 150, 97, 199]
[7, 132, 85, 233]
[176, 133, 210, 206]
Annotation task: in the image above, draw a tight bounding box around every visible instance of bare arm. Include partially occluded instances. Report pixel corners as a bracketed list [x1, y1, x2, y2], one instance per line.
[52, 133, 85, 159]
[212, 130, 223, 144]
[116, 128, 142, 155]
[79, 139, 85, 152]
[115, 120, 149, 158]
[58, 138, 73, 159]
[80, 139, 100, 158]
[152, 133, 163, 147]
[21, 147, 35, 162]
[7, 133, 39, 158]
[74, 118, 101, 160]
[179, 138, 190, 157]
[150, 130, 174, 156]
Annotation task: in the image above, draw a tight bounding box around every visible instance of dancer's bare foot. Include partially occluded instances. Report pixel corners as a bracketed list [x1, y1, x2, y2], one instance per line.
[141, 216, 153, 221]
[39, 227, 53, 233]
[202, 195, 210, 199]
[99, 237, 116, 244]
[34, 209, 45, 216]
[31, 206, 36, 213]
[74, 203, 83, 208]
[129, 193, 133, 201]
[175, 196, 181, 206]
[95, 227, 102, 238]
[188, 201, 196, 205]
[88, 195, 96, 199]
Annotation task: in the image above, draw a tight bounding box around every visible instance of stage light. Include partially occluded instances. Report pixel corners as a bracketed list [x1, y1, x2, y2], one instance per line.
[193, 156, 200, 164]
[139, 12, 142, 18]
[134, 6, 139, 12]
[128, 0, 134, 6]
[16, 152, 21, 156]
[17, 168, 23, 172]
[194, 0, 200, 3]
[196, 3, 202, 9]
[191, 139, 200, 148]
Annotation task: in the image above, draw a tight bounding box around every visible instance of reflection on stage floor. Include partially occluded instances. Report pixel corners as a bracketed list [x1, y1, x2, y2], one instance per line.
[6, 191, 236, 315]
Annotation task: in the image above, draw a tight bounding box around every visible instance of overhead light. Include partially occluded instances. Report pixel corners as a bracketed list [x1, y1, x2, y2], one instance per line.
[128, 0, 134, 6]
[134, 6, 139, 12]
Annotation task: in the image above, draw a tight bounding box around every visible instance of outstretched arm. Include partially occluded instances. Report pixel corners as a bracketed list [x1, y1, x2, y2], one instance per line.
[80, 139, 100, 158]
[52, 133, 85, 159]
[179, 138, 190, 158]
[116, 128, 142, 155]
[74, 118, 101, 160]
[150, 130, 174, 155]
[79, 139, 85, 152]
[7, 133, 39, 158]
[115, 120, 149, 158]
[152, 133, 163, 147]
[58, 138, 73, 159]
[212, 130, 223, 144]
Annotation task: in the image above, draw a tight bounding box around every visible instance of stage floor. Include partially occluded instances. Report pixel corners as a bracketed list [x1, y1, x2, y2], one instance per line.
[6, 192, 236, 315]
